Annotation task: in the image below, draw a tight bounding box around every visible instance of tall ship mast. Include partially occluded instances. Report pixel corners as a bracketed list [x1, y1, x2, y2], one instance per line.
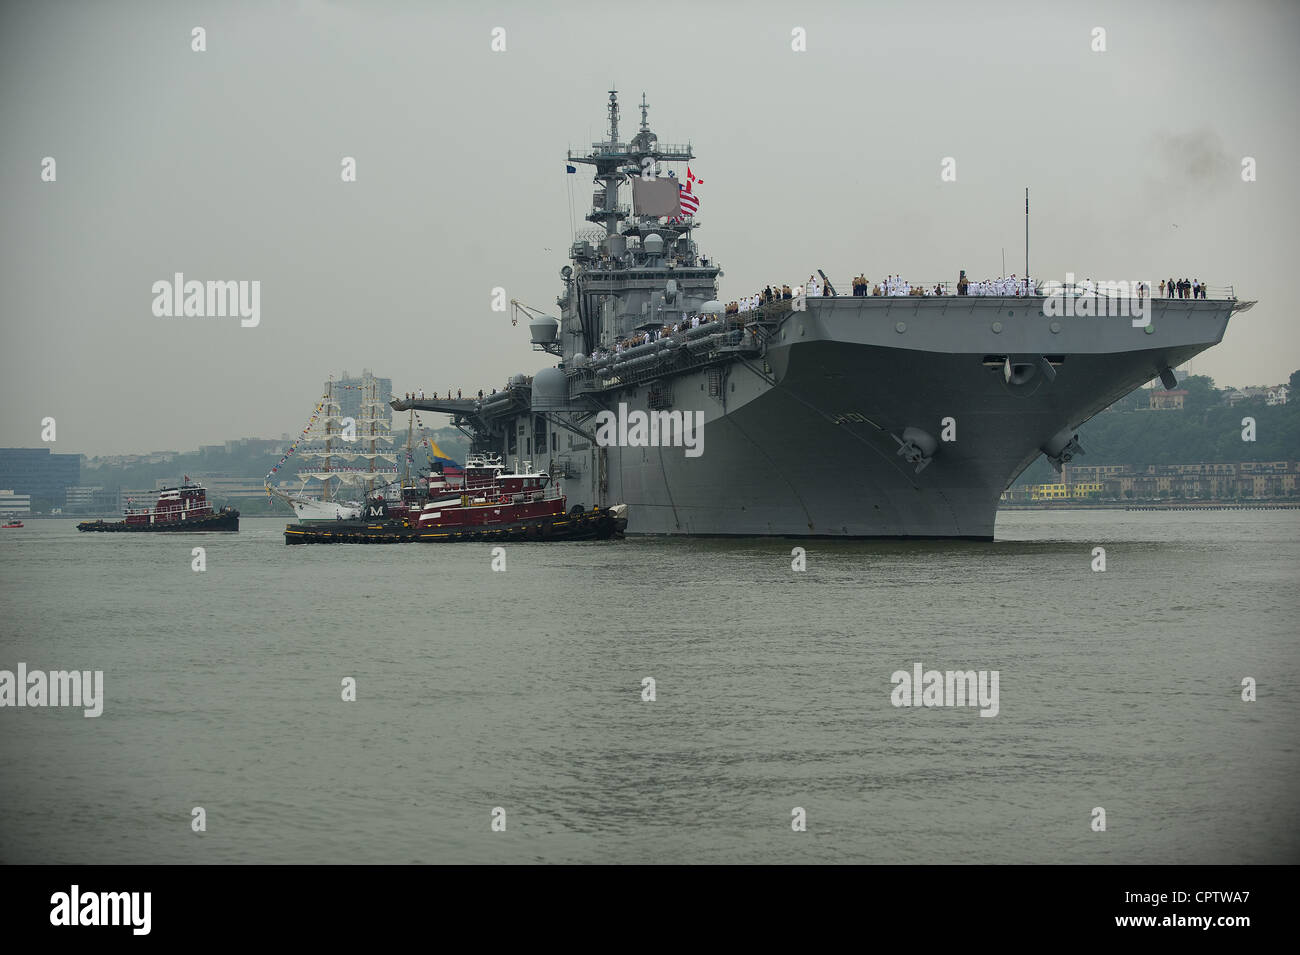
[270, 371, 399, 523]
[394, 90, 1253, 539]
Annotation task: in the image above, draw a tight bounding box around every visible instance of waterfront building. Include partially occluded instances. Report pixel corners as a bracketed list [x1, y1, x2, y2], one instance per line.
[0, 447, 81, 507]
[0, 489, 32, 517]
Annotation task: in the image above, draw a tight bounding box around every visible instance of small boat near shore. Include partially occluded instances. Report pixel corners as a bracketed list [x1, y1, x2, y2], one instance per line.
[2, 520, 23, 529]
[77, 482, 239, 532]
[284, 454, 627, 543]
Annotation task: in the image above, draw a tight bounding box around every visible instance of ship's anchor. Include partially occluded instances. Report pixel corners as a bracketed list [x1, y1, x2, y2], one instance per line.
[892, 426, 938, 474]
[1003, 355, 1056, 386]
[1041, 426, 1084, 473]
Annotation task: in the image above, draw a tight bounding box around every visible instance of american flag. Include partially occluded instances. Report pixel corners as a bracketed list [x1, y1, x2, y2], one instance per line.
[676, 166, 702, 219]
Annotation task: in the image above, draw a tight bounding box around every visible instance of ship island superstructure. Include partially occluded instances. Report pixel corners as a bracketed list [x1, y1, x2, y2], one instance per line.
[393, 90, 1252, 539]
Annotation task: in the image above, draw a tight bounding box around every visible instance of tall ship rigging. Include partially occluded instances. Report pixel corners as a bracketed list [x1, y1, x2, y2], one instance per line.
[393, 90, 1253, 539]
[268, 371, 399, 522]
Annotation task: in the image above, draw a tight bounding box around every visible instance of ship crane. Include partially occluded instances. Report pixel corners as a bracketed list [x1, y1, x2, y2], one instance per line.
[511, 299, 563, 356]
[510, 299, 546, 327]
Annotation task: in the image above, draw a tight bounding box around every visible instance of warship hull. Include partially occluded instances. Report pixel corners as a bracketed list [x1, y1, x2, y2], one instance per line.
[393, 91, 1246, 539]
[411, 295, 1239, 539]
[593, 297, 1237, 537]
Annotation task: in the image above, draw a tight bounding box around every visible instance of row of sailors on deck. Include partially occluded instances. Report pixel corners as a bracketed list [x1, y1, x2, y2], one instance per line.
[719, 272, 1045, 310]
[728, 285, 796, 314]
[405, 388, 503, 404]
[957, 274, 1036, 297]
[847, 274, 1038, 297]
[728, 278, 823, 313]
[592, 312, 725, 359]
[404, 389, 468, 401]
[726, 275, 865, 309]
[1163, 278, 1207, 299]
[731, 293, 772, 314]
[848, 274, 923, 296]
[850, 274, 906, 295]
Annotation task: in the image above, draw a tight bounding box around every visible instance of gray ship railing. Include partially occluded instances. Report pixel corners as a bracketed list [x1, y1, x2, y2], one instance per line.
[816, 279, 1237, 300]
[578, 205, 631, 221]
[569, 141, 693, 157]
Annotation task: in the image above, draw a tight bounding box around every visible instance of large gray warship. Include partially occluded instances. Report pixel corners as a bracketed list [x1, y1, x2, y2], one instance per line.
[394, 91, 1251, 539]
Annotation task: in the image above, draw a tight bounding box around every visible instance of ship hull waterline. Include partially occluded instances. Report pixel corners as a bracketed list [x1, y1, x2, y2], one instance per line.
[283, 506, 627, 544]
[77, 510, 240, 532]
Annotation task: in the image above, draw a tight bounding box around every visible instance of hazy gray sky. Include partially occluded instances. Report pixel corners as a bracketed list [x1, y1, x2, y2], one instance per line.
[3, 0, 1298, 455]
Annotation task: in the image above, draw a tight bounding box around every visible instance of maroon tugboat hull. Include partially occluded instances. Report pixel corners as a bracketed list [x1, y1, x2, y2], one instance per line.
[284, 506, 625, 544]
[77, 510, 240, 532]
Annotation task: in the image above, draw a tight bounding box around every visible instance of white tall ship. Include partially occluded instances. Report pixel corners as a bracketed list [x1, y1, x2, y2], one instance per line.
[270, 371, 399, 522]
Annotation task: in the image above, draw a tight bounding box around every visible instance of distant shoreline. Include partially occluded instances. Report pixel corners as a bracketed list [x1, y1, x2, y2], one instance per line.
[12, 503, 1299, 521]
[999, 502, 1299, 511]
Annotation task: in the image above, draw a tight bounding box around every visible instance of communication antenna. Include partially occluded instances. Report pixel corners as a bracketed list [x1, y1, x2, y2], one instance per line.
[1025, 188, 1030, 279]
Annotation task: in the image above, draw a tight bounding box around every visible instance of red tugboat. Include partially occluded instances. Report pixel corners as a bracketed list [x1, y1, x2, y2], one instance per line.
[379, 462, 465, 525]
[2, 520, 22, 528]
[284, 454, 626, 543]
[77, 480, 239, 532]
